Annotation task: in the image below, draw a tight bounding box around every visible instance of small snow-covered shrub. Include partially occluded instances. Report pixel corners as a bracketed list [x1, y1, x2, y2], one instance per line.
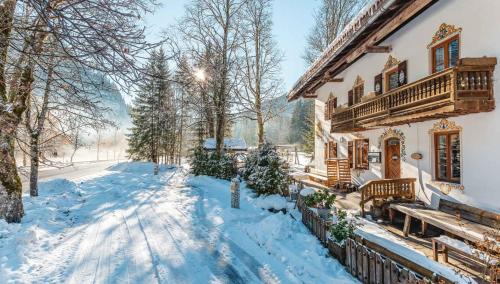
[190, 147, 237, 180]
[242, 143, 289, 196]
[303, 189, 336, 209]
[330, 210, 356, 244]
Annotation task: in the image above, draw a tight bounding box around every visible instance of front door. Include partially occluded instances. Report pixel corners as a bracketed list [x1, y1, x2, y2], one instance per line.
[385, 138, 401, 179]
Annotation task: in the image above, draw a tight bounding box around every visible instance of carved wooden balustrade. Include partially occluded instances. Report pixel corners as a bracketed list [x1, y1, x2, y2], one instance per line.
[331, 57, 496, 132]
[359, 178, 416, 216]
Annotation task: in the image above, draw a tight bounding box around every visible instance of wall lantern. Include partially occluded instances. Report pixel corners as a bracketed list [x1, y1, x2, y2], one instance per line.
[411, 153, 423, 160]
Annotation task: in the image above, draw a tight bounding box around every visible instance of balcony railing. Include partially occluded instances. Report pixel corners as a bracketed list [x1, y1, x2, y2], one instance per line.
[330, 57, 496, 132]
[359, 178, 416, 217]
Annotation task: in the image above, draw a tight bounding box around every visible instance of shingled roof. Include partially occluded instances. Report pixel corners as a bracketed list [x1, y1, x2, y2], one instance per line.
[287, 0, 437, 101]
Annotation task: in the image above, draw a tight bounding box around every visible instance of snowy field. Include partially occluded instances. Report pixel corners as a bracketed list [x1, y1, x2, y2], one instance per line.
[0, 162, 357, 284]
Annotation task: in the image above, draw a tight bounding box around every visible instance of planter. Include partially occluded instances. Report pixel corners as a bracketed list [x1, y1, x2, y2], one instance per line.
[327, 239, 346, 265]
[316, 208, 331, 220]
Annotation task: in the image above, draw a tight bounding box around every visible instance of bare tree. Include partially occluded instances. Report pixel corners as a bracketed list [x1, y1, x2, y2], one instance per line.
[303, 0, 367, 65]
[174, 0, 245, 155]
[235, 0, 283, 146]
[0, 0, 157, 223]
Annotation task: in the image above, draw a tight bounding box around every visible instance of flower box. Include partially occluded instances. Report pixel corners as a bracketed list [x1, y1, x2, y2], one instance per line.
[327, 238, 346, 265]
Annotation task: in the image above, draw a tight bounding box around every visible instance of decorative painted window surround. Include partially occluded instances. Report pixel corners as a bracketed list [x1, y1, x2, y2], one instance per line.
[427, 23, 462, 74]
[428, 119, 464, 194]
[383, 55, 400, 92]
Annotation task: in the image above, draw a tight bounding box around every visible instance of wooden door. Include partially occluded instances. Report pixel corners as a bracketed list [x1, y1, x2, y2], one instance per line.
[385, 138, 401, 179]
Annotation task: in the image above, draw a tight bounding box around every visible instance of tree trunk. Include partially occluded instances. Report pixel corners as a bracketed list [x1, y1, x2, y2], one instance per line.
[0, 116, 24, 223]
[96, 132, 101, 161]
[257, 110, 264, 146]
[215, 107, 226, 156]
[29, 133, 40, 197]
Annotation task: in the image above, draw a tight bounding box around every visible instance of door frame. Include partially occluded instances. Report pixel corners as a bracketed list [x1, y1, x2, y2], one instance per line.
[384, 137, 401, 179]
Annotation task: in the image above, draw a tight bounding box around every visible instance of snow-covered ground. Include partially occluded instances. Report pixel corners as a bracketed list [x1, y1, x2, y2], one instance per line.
[0, 162, 357, 284]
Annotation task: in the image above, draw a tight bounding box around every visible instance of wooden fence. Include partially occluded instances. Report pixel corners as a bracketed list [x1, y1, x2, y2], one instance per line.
[297, 194, 453, 283]
[345, 238, 428, 284]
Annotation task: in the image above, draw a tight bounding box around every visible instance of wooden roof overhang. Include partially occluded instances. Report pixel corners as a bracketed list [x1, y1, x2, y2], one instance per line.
[288, 0, 438, 101]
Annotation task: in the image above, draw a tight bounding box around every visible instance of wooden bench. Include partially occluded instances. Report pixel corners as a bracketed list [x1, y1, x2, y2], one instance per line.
[307, 172, 328, 182]
[432, 236, 499, 282]
[389, 203, 495, 244]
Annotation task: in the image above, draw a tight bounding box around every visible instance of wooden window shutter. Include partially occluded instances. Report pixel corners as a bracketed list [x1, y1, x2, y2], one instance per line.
[328, 141, 337, 159]
[362, 139, 369, 169]
[397, 61, 407, 86]
[324, 142, 328, 164]
[348, 90, 353, 106]
[348, 141, 353, 168]
[324, 102, 329, 120]
[374, 74, 383, 95]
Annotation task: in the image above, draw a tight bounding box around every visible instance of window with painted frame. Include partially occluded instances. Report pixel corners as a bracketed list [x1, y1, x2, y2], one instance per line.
[431, 35, 460, 73]
[434, 131, 461, 183]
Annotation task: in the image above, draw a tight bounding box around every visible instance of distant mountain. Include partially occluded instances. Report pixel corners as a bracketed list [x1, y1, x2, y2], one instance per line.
[89, 74, 131, 129]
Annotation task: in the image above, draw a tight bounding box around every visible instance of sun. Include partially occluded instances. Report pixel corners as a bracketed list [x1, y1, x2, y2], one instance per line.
[194, 68, 207, 82]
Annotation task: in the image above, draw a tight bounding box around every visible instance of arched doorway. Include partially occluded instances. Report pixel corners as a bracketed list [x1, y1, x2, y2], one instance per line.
[385, 138, 401, 179]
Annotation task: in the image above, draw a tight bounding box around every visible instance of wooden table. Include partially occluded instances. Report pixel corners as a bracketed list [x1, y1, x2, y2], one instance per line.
[389, 203, 493, 244]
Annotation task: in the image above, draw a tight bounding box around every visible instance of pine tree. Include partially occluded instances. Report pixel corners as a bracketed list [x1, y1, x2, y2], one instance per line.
[127, 48, 175, 173]
[289, 99, 315, 152]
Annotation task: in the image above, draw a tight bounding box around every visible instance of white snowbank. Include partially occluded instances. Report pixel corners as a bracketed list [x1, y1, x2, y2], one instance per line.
[252, 194, 288, 210]
[300, 187, 315, 196]
[108, 161, 174, 173]
[188, 175, 358, 283]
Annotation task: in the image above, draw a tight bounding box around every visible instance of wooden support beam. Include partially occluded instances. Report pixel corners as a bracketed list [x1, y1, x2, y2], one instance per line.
[324, 77, 344, 83]
[365, 45, 392, 53]
[403, 214, 411, 237]
[337, 0, 435, 70]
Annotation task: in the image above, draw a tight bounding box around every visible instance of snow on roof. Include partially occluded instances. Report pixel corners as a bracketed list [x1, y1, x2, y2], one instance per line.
[203, 138, 247, 151]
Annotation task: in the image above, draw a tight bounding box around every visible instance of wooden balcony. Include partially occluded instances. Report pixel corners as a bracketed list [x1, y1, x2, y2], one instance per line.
[330, 57, 497, 132]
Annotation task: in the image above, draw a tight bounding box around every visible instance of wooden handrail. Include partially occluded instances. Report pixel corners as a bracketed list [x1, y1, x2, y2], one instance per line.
[331, 57, 496, 131]
[359, 178, 416, 216]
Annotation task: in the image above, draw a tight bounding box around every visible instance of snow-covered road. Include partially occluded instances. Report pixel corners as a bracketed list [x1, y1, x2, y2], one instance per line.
[1, 163, 357, 284]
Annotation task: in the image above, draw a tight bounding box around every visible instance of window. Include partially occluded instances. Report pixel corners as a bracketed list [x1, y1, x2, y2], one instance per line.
[434, 131, 461, 183]
[324, 97, 337, 120]
[348, 83, 364, 107]
[328, 141, 337, 160]
[354, 139, 369, 169]
[324, 141, 337, 162]
[381, 60, 407, 93]
[385, 68, 399, 91]
[353, 84, 364, 104]
[432, 35, 459, 73]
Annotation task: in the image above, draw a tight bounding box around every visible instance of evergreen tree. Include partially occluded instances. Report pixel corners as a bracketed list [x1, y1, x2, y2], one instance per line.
[289, 99, 315, 152]
[127, 48, 174, 173]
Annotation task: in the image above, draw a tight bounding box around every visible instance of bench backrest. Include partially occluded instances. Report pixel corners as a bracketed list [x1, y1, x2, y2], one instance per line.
[438, 199, 499, 228]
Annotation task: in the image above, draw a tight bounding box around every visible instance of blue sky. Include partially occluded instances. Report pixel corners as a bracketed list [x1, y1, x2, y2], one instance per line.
[144, 0, 320, 92]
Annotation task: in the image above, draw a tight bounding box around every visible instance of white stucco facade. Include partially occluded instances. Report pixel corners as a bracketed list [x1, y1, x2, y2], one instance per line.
[311, 0, 500, 212]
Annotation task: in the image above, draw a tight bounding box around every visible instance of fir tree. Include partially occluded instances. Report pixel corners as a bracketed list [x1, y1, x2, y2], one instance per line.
[127, 48, 174, 173]
[289, 99, 315, 152]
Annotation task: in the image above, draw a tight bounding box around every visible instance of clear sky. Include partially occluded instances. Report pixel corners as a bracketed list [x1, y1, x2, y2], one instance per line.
[144, 0, 320, 92]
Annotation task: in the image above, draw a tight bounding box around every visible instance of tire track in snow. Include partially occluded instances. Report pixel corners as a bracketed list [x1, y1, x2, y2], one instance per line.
[67, 216, 104, 284]
[150, 170, 280, 284]
[146, 202, 253, 284]
[133, 210, 165, 283]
